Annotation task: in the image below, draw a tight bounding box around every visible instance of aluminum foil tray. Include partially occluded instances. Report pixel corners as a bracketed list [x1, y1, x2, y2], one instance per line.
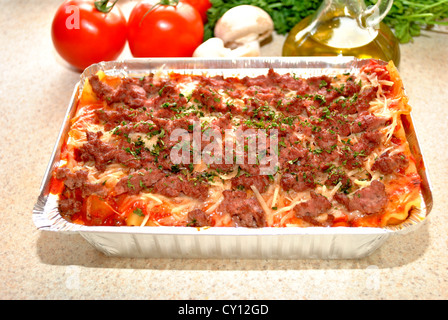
[33, 57, 433, 259]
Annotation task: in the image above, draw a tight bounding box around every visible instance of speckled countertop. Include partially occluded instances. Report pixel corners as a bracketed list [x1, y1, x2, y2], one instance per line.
[1, 0, 447, 300]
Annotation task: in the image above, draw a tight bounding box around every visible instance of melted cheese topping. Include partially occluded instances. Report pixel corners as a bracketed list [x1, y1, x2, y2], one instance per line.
[53, 61, 423, 228]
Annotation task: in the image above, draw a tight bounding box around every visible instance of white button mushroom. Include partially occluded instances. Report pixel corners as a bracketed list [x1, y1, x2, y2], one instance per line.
[193, 37, 261, 58]
[214, 5, 274, 49]
[193, 5, 274, 58]
[193, 38, 233, 57]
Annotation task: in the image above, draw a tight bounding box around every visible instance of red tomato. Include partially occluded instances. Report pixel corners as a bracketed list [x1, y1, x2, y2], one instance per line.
[127, 1, 204, 58]
[51, 0, 127, 70]
[181, 0, 211, 22]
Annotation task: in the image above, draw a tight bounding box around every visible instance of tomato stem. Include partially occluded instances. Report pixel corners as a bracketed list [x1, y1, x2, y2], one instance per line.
[94, 0, 119, 13]
[139, 0, 180, 26]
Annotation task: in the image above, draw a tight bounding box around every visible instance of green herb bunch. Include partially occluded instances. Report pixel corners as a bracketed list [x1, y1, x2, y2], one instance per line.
[203, 0, 321, 39]
[367, 0, 448, 43]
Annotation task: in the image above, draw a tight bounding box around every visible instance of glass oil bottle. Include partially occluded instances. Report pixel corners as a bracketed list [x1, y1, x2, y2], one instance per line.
[282, 0, 401, 67]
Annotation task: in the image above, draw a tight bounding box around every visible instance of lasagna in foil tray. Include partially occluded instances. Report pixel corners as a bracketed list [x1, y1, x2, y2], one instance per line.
[47, 58, 426, 230]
